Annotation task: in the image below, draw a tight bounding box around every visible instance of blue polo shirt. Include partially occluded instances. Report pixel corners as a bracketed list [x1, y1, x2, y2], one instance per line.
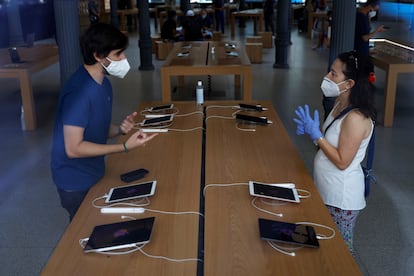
[51, 66, 112, 191]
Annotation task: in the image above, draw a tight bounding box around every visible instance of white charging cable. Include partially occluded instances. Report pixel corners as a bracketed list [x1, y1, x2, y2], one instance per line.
[138, 245, 203, 263]
[203, 182, 249, 196]
[174, 111, 204, 117]
[205, 105, 239, 110]
[267, 240, 301, 257]
[295, 221, 336, 240]
[297, 189, 312, 199]
[251, 197, 283, 217]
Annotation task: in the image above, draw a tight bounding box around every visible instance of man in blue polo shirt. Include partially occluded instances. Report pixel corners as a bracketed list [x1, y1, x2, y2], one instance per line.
[354, 0, 386, 56]
[51, 23, 157, 221]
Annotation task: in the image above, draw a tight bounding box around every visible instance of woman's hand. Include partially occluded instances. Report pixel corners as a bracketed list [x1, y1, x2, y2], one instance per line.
[293, 105, 323, 141]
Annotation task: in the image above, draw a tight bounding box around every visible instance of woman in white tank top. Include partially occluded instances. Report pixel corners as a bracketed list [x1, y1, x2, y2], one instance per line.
[294, 51, 376, 255]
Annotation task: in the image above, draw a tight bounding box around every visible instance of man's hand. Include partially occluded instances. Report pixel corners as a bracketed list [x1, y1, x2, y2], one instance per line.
[119, 111, 138, 135]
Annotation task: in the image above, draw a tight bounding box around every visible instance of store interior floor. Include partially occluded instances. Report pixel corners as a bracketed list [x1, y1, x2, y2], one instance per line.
[0, 16, 413, 276]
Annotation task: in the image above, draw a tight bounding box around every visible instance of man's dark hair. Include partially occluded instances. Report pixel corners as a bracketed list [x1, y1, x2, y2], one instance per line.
[80, 23, 128, 65]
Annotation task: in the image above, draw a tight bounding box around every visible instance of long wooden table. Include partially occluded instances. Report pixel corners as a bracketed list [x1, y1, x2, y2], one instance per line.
[42, 102, 203, 276]
[42, 101, 361, 275]
[369, 39, 414, 127]
[230, 9, 264, 38]
[160, 42, 252, 102]
[0, 44, 59, 130]
[204, 101, 361, 275]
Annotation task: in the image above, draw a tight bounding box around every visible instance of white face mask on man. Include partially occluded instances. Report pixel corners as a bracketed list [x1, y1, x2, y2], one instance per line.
[368, 10, 377, 18]
[320, 77, 348, 97]
[102, 57, 130, 79]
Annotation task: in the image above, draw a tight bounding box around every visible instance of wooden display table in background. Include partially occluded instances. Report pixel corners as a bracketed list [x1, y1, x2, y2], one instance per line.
[230, 9, 263, 38]
[369, 39, 414, 127]
[0, 44, 59, 130]
[160, 41, 252, 102]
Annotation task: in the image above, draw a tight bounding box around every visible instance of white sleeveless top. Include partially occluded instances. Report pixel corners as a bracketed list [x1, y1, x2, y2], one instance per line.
[313, 110, 373, 210]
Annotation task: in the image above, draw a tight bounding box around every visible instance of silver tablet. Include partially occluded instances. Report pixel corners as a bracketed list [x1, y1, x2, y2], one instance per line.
[105, 181, 156, 204]
[249, 181, 300, 203]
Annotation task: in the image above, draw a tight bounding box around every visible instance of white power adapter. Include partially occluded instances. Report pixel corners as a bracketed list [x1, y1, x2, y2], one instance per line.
[100, 207, 145, 214]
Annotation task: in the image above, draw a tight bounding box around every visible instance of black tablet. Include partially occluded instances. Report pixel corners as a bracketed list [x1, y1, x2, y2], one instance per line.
[258, 218, 319, 248]
[84, 217, 155, 253]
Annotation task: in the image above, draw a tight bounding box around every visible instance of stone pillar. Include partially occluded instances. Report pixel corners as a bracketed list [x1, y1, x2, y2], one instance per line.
[323, 0, 356, 117]
[328, 0, 356, 68]
[54, 0, 82, 85]
[273, 0, 289, 69]
[110, 0, 120, 28]
[7, 1, 25, 46]
[180, 0, 190, 14]
[138, 0, 154, 70]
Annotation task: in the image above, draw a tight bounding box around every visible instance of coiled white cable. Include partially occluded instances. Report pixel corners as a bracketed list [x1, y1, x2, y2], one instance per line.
[297, 189, 311, 199]
[267, 240, 301, 257]
[251, 197, 283, 217]
[295, 221, 336, 240]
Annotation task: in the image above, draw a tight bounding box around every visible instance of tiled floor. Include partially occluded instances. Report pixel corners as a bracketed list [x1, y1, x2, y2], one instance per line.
[1, 17, 414, 276]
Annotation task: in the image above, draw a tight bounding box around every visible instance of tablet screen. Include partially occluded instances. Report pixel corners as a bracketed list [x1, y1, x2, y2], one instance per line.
[150, 104, 173, 111]
[84, 217, 155, 253]
[249, 182, 299, 203]
[143, 115, 172, 125]
[258, 218, 319, 248]
[106, 181, 156, 203]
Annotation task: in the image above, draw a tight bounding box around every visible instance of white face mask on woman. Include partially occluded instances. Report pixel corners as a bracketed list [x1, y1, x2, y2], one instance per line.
[320, 77, 348, 97]
[102, 57, 130, 79]
[368, 10, 377, 18]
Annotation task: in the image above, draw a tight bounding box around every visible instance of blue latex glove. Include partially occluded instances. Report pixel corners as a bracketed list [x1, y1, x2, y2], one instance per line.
[293, 117, 305, 135]
[293, 105, 323, 141]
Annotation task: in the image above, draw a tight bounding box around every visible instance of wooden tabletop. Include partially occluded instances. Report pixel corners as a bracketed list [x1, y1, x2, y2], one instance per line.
[160, 42, 252, 101]
[230, 9, 264, 37]
[369, 39, 414, 127]
[0, 44, 58, 73]
[208, 41, 251, 66]
[42, 102, 204, 276]
[203, 100, 361, 276]
[42, 101, 359, 275]
[163, 42, 208, 67]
